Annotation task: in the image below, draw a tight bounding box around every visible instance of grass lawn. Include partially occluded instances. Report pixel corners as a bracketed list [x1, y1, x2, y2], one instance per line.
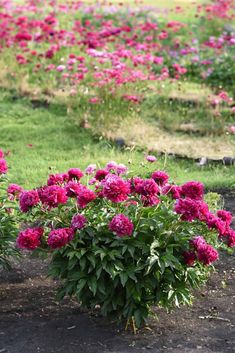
[1, 90, 234, 190]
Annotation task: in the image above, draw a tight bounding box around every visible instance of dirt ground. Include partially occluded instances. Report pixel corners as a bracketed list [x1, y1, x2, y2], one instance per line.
[0, 190, 234, 353]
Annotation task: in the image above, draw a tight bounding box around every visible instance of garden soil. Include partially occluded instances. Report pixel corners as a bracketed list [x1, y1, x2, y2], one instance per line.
[0, 190, 234, 353]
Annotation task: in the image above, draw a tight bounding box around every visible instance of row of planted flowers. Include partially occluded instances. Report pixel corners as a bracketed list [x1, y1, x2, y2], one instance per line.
[1, 147, 234, 327]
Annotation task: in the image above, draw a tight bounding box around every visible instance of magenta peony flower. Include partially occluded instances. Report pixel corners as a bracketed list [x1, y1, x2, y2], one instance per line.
[47, 173, 69, 186]
[183, 251, 196, 266]
[227, 229, 235, 247]
[68, 168, 84, 181]
[206, 213, 226, 236]
[141, 195, 160, 207]
[16, 228, 44, 250]
[95, 169, 109, 181]
[0, 159, 8, 174]
[0, 149, 4, 158]
[181, 181, 204, 200]
[103, 175, 130, 203]
[162, 184, 181, 199]
[151, 170, 169, 186]
[109, 214, 134, 237]
[7, 184, 24, 200]
[135, 179, 159, 197]
[48, 228, 74, 249]
[65, 181, 83, 197]
[19, 190, 39, 212]
[77, 187, 96, 208]
[38, 185, 68, 208]
[190, 235, 207, 251]
[197, 244, 218, 265]
[71, 214, 87, 230]
[174, 198, 200, 222]
[217, 210, 233, 226]
[146, 155, 157, 163]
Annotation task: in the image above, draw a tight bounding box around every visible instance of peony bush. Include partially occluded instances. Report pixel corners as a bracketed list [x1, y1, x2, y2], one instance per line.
[15, 159, 234, 327]
[0, 150, 20, 269]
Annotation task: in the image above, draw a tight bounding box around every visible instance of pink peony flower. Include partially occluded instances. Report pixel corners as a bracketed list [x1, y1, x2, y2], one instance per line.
[38, 185, 68, 208]
[151, 170, 169, 186]
[109, 214, 134, 237]
[183, 251, 196, 266]
[48, 228, 74, 249]
[146, 155, 157, 163]
[56, 65, 66, 72]
[19, 190, 39, 212]
[71, 214, 87, 230]
[162, 184, 181, 199]
[0, 159, 8, 174]
[95, 169, 109, 181]
[181, 181, 204, 200]
[68, 168, 84, 181]
[141, 195, 160, 207]
[174, 198, 200, 222]
[65, 181, 83, 197]
[206, 213, 226, 236]
[85, 164, 97, 175]
[227, 229, 235, 247]
[135, 179, 159, 197]
[16, 228, 44, 250]
[116, 164, 128, 175]
[197, 244, 218, 265]
[7, 184, 24, 200]
[217, 210, 233, 226]
[106, 161, 118, 171]
[190, 235, 207, 250]
[77, 187, 96, 208]
[0, 149, 4, 158]
[47, 173, 69, 186]
[229, 125, 235, 134]
[103, 175, 130, 203]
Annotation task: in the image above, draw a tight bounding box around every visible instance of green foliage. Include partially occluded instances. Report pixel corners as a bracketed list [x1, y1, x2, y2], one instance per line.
[0, 176, 19, 269]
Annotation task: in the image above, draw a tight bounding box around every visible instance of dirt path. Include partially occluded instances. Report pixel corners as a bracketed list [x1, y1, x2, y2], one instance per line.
[0, 191, 234, 353]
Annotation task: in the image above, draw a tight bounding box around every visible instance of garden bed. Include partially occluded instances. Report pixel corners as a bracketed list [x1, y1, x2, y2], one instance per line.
[0, 190, 234, 353]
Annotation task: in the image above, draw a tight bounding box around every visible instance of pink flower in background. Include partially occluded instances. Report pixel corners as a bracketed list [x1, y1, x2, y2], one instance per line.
[162, 184, 181, 199]
[56, 65, 66, 72]
[71, 214, 87, 230]
[146, 155, 157, 163]
[116, 164, 128, 175]
[0, 159, 8, 174]
[227, 229, 235, 247]
[17, 228, 44, 250]
[85, 164, 97, 175]
[0, 149, 4, 158]
[109, 214, 134, 237]
[65, 181, 83, 197]
[135, 179, 159, 197]
[229, 125, 235, 134]
[95, 169, 109, 181]
[48, 228, 74, 249]
[217, 210, 233, 226]
[106, 161, 118, 171]
[47, 173, 69, 186]
[190, 235, 207, 250]
[19, 190, 39, 212]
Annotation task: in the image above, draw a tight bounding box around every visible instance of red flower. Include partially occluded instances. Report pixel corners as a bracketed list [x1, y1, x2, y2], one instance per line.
[183, 251, 196, 266]
[162, 184, 181, 199]
[7, 184, 24, 200]
[47, 173, 69, 186]
[109, 214, 134, 237]
[71, 214, 87, 230]
[95, 169, 109, 181]
[197, 245, 218, 265]
[65, 181, 83, 197]
[174, 198, 200, 222]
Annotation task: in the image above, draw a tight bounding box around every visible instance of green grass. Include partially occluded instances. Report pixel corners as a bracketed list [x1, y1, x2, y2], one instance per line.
[1, 89, 234, 190]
